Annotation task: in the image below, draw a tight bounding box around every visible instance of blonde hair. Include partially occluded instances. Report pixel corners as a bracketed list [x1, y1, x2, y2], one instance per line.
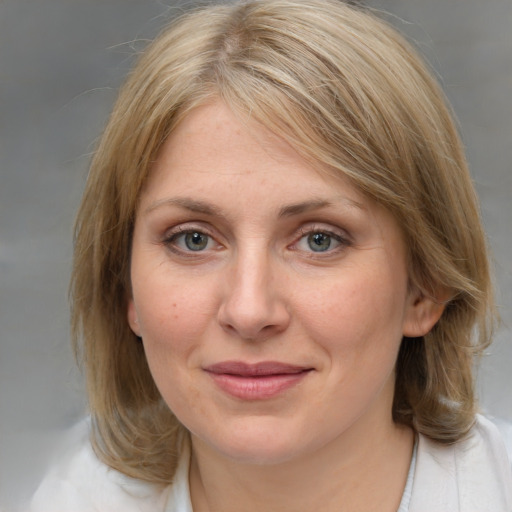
[71, 0, 495, 484]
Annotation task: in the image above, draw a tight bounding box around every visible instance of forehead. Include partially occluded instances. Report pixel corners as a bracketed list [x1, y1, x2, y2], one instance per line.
[157, 101, 309, 174]
[135, 100, 408, 267]
[144, 100, 366, 210]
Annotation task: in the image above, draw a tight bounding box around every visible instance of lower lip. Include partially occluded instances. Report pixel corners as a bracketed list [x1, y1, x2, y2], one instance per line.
[207, 371, 310, 400]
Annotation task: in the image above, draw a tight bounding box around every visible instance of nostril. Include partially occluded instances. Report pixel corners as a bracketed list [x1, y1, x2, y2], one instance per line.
[217, 303, 290, 342]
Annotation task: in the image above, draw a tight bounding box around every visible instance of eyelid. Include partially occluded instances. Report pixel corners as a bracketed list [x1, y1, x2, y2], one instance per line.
[291, 223, 352, 254]
[161, 223, 223, 255]
[160, 221, 351, 257]
[295, 223, 351, 241]
[162, 221, 214, 240]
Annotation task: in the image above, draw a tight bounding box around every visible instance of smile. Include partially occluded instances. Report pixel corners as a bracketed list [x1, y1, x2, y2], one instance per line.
[204, 361, 313, 400]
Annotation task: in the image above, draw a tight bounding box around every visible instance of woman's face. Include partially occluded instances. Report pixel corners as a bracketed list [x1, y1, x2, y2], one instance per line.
[128, 101, 436, 464]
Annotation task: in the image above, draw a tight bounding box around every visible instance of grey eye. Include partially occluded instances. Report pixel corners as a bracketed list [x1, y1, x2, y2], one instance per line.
[307, 232, 332, 252]
[184, 232, 210, 251]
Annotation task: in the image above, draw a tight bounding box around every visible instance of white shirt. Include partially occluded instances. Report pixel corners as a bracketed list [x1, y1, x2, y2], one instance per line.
[30, 415, 512, 512]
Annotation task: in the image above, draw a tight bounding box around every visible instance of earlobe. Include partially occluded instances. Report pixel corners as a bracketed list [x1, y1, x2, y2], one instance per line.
[402, 289, 448, 338]
[127, 299, 142, 337]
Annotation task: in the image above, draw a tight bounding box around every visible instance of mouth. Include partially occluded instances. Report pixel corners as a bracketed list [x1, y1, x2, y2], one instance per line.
[203, 361, 314, 400]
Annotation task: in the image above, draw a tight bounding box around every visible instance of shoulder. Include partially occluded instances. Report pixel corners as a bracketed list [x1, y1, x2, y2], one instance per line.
[409, 415, 512, 511]
[492, 415, 512, 463]
[29, 419, 171, 512]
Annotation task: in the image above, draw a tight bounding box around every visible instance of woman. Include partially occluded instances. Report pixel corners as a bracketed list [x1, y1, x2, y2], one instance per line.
[31, 0, 512, 510]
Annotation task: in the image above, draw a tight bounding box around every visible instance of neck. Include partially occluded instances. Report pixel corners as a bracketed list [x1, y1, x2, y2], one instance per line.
[189, 414, 414, 512]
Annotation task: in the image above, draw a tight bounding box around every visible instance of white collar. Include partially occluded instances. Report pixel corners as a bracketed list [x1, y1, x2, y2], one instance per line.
[164, 439, 193, 512]
[162, 416, 512, 512]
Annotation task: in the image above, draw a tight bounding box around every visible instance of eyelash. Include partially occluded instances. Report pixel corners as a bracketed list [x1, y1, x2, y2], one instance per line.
[161, 224, 351, 257]
[162, 225, 219, 256]
[292, 225, 351, 256]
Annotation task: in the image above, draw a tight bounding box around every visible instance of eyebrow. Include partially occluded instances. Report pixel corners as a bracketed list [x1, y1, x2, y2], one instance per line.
[144, 197, 224, 217]
[278, 198, 365, 217]
[144, 196, 365, 217]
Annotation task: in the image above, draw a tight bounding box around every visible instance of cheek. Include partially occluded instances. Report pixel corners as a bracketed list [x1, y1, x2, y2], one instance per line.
[131, 269, 224, 406]
[296, 263, 407, 362]
[137, 284, 210, 354]
[135, 284, 210, 411]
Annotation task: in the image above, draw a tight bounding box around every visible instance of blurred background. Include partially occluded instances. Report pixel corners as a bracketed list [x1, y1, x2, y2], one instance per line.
[1, 0, 511, 509]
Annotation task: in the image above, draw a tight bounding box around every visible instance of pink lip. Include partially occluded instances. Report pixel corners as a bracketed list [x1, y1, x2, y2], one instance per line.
[204, 361, 313, 400]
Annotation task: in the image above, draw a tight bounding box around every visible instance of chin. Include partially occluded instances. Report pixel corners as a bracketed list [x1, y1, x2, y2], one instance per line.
[193, 419, 313, 466]
[217, 441, 302, 466]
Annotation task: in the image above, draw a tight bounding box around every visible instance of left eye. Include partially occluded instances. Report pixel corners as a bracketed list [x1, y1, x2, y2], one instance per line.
[172, 231, 213, 251]
[296, 231, 342, 253]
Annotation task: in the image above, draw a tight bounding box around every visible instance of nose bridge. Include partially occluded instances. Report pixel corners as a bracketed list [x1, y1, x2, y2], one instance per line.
[218, 239, 289, 340]
[235, 241, 271, 307]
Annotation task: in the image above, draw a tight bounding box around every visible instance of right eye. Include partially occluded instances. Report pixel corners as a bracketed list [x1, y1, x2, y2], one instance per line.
[166, 230, 215, 252]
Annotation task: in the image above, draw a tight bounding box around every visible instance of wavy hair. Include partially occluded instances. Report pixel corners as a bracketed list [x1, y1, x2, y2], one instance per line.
[71, 0, 495, 483]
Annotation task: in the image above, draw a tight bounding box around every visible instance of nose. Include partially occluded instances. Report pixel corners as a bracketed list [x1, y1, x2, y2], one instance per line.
[217, 248, 291, 341]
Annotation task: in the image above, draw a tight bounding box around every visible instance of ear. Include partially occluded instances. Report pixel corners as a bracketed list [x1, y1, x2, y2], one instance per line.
[127, 298, 142, 337]
[402, 287, 448, 338]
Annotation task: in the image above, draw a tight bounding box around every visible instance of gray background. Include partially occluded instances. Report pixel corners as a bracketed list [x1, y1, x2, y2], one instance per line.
[1, 0, 511, 509]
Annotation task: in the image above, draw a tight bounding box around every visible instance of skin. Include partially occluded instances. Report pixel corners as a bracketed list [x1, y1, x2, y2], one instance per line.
[128, 100, 444, 511]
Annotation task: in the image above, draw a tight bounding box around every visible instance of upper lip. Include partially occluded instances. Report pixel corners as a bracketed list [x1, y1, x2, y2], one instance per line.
[204, 361, 312, 376]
